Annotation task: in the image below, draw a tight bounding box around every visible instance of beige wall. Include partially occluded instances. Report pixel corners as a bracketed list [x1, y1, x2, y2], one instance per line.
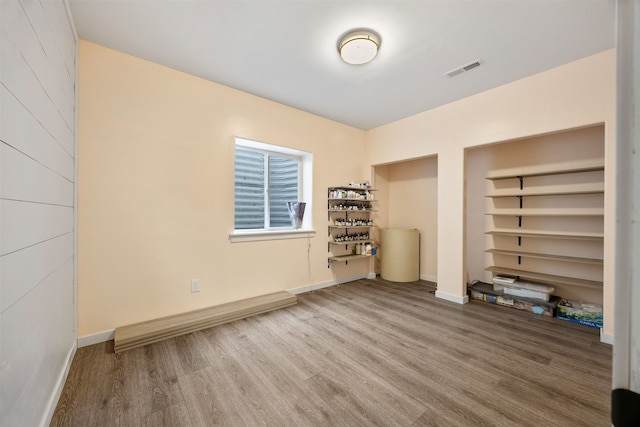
[366, 49, 616, 337]
[78, 41, 617, 339]
[77, 40, 367, 336]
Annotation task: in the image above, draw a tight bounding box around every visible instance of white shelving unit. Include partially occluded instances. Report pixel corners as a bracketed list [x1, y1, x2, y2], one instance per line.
[484, 160, 605, 293]
[328, 186, 378, 266]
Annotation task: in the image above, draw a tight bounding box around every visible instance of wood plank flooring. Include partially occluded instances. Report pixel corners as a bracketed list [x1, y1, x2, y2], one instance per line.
[51, 279, 612, 426]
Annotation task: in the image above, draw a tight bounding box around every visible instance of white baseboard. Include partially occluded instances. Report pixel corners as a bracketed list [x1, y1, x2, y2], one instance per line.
[78, 329, 115, 348]
[288, 273, 369, 295]
[41, 340, 77, 427]
[334, 273, 369, 285]
[367, 272, 377, 279]
[435, 290, 469, 304]
[600, 329, 614, 345]
[420, 274, 437, 283]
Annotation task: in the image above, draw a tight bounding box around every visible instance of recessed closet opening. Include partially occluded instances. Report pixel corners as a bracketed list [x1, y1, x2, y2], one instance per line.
[373, 155, 438, 282]
[465, 125, 605, 307]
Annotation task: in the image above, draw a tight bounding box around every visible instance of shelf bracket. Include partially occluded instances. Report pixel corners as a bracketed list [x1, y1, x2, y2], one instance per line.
[517, 195, 523, 209]
[517, 176, 523, 190]
[518, 255, 522, 265]
[517, 236, 522, 246]
[517, 215, 522, 228]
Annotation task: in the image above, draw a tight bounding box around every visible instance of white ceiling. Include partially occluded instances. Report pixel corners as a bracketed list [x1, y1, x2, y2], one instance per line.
[69, 0, 615, 130]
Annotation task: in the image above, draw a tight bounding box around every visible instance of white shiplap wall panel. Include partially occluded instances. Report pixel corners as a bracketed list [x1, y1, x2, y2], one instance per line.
[1, 0, 74, 129]
[0, 0, 76, 424]
[1, 143, 73, 206]
[0, 200, 73, 256]
[0, 26, 74, 156]
[19, 0, 75, 126]
[0, 86, 74, 181]
[0, 233, 73, 312]
[43, 0, 76, 78]
[62, 174, 74, 207]
[0, 257, 74, 427]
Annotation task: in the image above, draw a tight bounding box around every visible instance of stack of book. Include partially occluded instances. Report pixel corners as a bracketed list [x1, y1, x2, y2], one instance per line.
[467, 281, 559, 317]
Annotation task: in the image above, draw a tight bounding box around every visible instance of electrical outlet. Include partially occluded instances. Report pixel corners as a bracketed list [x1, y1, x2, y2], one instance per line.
[191, 279, 201, 293]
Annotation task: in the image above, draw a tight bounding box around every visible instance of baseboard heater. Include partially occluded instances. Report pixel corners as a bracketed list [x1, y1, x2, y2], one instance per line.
[114, 291, 297, 353]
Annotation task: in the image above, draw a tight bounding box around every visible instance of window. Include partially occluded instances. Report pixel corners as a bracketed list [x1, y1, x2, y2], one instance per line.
[234, 147, 299, 229]
[232, 138, 313, 241]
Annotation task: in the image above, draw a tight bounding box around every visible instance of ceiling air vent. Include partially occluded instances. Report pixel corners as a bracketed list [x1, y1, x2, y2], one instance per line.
[444, 59, 482, 78]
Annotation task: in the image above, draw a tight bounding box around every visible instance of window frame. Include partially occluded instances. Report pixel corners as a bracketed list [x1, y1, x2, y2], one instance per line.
[230, 137, 315, 243]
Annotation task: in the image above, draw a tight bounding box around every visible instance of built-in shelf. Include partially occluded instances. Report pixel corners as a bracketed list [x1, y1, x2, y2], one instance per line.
[328, 198, 379, 202]
[486, 182, 604, 198]
[328, 209, 378, 213]
[329, 225, 377, 229]
[486, 229, 603, 241]
[329, 240, 376, 246]
[484, 158, 605, 302]
[486, 208, 604, 217]
[485, 160, 605, 180]
[329, 186, 379, 191]
[485, 266, 603, 290]
[328, 254, 375, 263]
[485, 249, 603, 265]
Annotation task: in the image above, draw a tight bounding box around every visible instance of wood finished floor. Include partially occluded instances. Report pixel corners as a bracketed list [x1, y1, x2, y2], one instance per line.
[52, 279, 612, 426]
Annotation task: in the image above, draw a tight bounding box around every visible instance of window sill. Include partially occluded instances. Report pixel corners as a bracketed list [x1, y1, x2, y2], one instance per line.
[229, 229, 316, 243]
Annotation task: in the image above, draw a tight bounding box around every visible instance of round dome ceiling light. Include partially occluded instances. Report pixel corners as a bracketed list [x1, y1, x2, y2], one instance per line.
[339, 30, 380, 65]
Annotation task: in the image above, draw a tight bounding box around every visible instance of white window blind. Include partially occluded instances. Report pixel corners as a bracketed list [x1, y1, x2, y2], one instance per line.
[234, 146, 299, 230]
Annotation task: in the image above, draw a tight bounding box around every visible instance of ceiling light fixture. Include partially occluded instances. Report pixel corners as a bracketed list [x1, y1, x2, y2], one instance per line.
[339, 30, 380, 65]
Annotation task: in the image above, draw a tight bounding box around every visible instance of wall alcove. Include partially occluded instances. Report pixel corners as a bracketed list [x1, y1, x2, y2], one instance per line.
[465, 125, 605, 306]
[373, 156, 438, 282]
